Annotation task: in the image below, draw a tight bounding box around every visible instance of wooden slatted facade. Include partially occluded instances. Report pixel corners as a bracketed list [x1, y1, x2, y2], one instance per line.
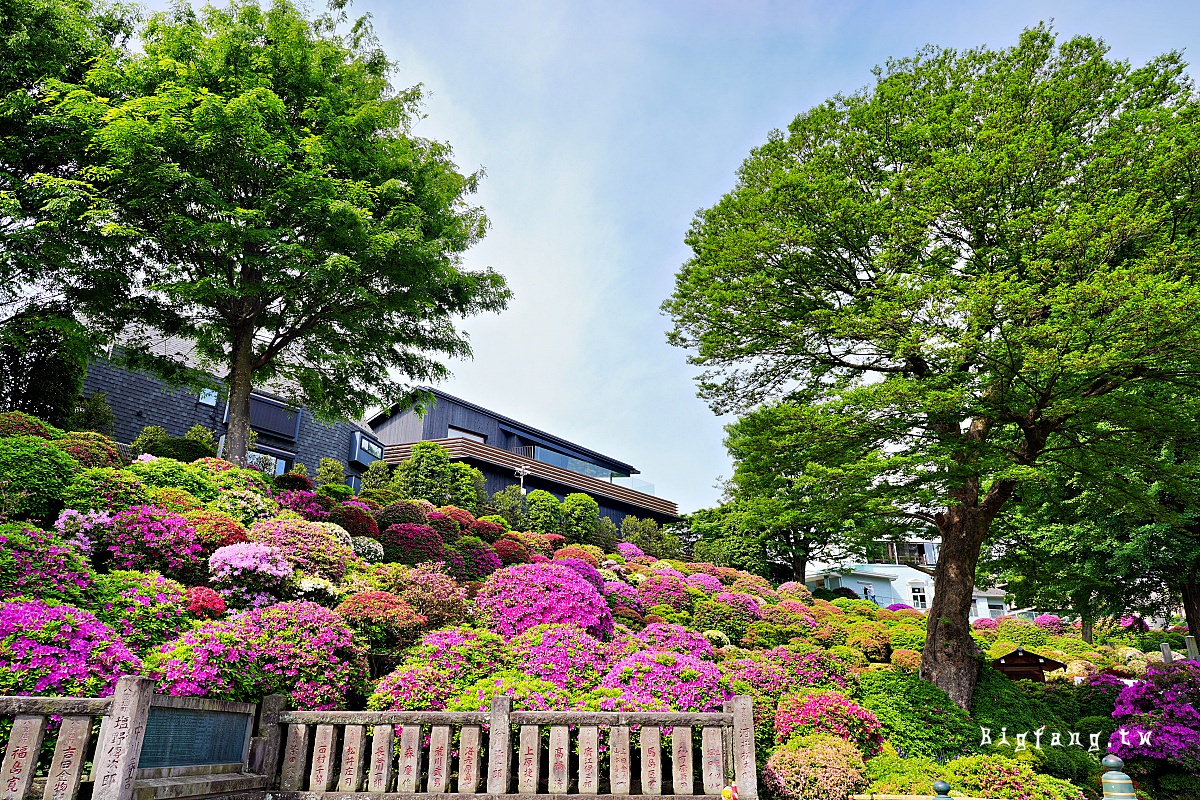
[383, 438, 678, 519]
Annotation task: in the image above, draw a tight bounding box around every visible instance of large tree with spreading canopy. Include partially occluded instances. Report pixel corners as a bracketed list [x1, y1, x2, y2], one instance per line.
[664, 27, 1200, 707]
[51, 0, 509, 464]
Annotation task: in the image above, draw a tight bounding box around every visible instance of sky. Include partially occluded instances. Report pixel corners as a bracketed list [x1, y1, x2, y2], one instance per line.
[151, 0, 1200, 513]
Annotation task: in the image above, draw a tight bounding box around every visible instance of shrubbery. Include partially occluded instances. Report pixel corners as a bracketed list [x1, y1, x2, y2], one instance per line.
[0, 435, 77, 520]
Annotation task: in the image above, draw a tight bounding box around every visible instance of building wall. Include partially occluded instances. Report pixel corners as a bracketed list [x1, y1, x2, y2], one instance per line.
[82, 359, 373, 482]
[806, 564, 1007, 620]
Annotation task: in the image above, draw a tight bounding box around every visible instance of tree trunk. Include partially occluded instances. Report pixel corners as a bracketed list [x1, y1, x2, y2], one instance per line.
[792, 536, 809, 583]
[1081, 616, 1094, 645]
[920, 509, 989, 710]
[224, 325, 255, 467]
[1182, 579, 1200, 642]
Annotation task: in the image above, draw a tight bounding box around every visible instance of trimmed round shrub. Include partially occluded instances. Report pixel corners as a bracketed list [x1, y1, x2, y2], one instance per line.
[493, 537, 530, 564]
[401, 564, 468, 627]
[0, 411, 62, 439]
[147, 438, 215, 462]
[101, 505, 204, 576]
[0, 522, 92, 603]
[470, 518, 506, 542]
[212, 467, 272, 495]
[846, 621, 891, 662]
[555, 556, 604, 590]
[183, 510, 248, 553]
[506, 530, 553, 558]
[408, 625, 512, 683]
[313, 521, 353, 547]
[274, 489, 331, 521]
[57, 431, 123, 468]
[638, 572, 690, 611]
[145, 600, 367, 709]
[0, 600, 139, 697]
[352, 535, 385, 563]
[762, 733, 867, 800]
[686, 573, 724, 594]
[61, 467, 150, 512]
[425, 512, 461, 543]
[945, 754, 1088, 800]
[475, 562, 614, 639]
[636, 622, 715, 659]
[778, 581, 815, 603]
[477, 514, 511, 531]
[376, 500, 430, 531]
[127, 458, 219, 501]
[185, 586, 226, 619]
[206, 489, 279, 527]
[0, 434, 77, 520]
[888, 624, 926, 651]
[775, 690, 884, 754]
[274, 472, 314, 492]
[714, 591, 764, 620]
[148, 486, 204, 513]
[332, 502, 380, 539]
[367, 662, 458, 711]
[209, 542, 293, 608]
[190, 457, 237, 475]
[448, 536, 502, 581]
[693, 599, 755, 643]
[436, 505, 476, 530]
[379, 523, 444, 564]
[334, 591, 427, 649]
[890, 648, 922, 671]
[53, 509, 110, 556]
[246, 518, 354, 582]
[90, 570, 190, 653]
[827, 644, 868, 667]
[447, 671, 573, 712]
[602, 650, 728, 711]
[511, 623, 611, 690]
[555, 544, 600, 567]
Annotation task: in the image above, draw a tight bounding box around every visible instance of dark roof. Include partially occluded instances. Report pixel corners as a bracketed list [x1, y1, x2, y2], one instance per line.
[366, 386, 639, 475]
[992, 646, 1067, 673]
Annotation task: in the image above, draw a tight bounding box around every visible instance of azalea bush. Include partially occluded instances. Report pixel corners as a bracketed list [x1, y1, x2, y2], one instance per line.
[637, 622, 714, 659]
[379, 523, 444, 564]
[408, 625, 512, 683]
[335, 591, 427, 649]
[0, 522, 92, 603]
[183, 509, 248, 552]
[368, 661, 459, 711]
[246, 517, 354, 581]
[332, 502, 379, 539]
[127, 458, 219, 501]
[448, 535, 502, 582]
[601, 650, 728, 711]
[145, 600, 366, 709]
[57, 431, 124, 469]
[274, 489, 331, 521]
[475, 562, 614, 639]
[774, 690, 884, 755]
[401, 563, 468, 627]
[207, 489, 279, 527]
[100, 506, 203, 576]
[209, 542, 293, 608]
[0, 600, 139, 696]
[185, 586, 225, 619]
[492, 537, 530, 564]
[510, 623, 610, 689]
[0, 435, 77, 521]
[762, 733, 867, 800]
[1108, 660, 1200, 787]
[90, 571, 191, 653]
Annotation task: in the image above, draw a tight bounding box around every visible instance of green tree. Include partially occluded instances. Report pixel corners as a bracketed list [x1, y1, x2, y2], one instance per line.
[52, 0, 509, 465]
[391, 442, 451, 503]
[664, 28, 1200, 706]
[485, 485, 529, 532]
[316, 457, 346, 489]
[621, 515, 682, 560]
[561, 492, 600, 545]
[726, 403, 892, 582]
[0, 302, 90, 427]
[525, 489, 564, 535]
[0, 0, 134, 321]
[360, 459, 392, 493]
[447, 461, 486, 515]
[688, 505, 768, 575]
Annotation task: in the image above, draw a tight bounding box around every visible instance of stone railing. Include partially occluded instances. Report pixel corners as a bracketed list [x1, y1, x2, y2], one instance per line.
[0, 676, 278, 800]
[266, 695, 758, 799]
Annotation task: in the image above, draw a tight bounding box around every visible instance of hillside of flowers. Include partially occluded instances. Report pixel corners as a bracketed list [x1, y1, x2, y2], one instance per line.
[1, 410, 1196, 800]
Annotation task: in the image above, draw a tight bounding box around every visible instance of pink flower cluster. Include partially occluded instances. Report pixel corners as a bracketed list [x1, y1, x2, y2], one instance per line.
[616, 542, 644, 559]
[274, 489, 331, 521]
[0, 600, 139, 697]
[686, 573, 724, 594]
[103, 505, 203, 575]
[247, 518, 353, 581]
[637, 623, 715, 659]
[0, 523, 93, 603]
[146, 600, 365, 710]
[713, 591, 763, 620]
[511, 623, 611, 689]
[603, 580, 644, 613]
[209, 542, 293, 607]
[54, 509, 112, 556]
[637, 572, 690, 610]
[1032, 614, 1064, 634]
[601, 650, 729, 712]
[475, 562, 614, 639]
[972, 617, 999, 630]
[774, 690, 884, 754]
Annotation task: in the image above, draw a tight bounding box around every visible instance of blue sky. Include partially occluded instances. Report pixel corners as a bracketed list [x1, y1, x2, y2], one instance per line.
[150, 0, 1200, 512]
[350, 0, 1200, 513]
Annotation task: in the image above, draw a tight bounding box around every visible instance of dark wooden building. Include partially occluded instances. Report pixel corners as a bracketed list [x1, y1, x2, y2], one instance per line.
[368, 388, 678, 527]
[991, 646, 1067, 682]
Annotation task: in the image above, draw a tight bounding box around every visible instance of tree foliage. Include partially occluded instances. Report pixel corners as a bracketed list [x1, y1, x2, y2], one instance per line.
[664, 27, 1200, 706]
[0, 302, 90, 427]
[49, 0, 509, 463]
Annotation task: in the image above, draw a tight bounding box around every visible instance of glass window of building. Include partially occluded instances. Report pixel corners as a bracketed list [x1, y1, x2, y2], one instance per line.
[448, 426, 486, 443]
[911, 586, 928, 609]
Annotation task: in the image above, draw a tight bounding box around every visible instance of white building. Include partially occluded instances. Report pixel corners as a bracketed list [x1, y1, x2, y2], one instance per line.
[804, 539, 1012, 620]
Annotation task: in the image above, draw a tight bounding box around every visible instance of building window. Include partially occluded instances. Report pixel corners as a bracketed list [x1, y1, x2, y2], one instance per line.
[911, 586, 928, 610]
[361, 438, 383, 460]
[198, 388, 219, 406]
[248, 450, 291, 476]
[448, 426, 486, 443]
[988, 600, 1005, 619]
